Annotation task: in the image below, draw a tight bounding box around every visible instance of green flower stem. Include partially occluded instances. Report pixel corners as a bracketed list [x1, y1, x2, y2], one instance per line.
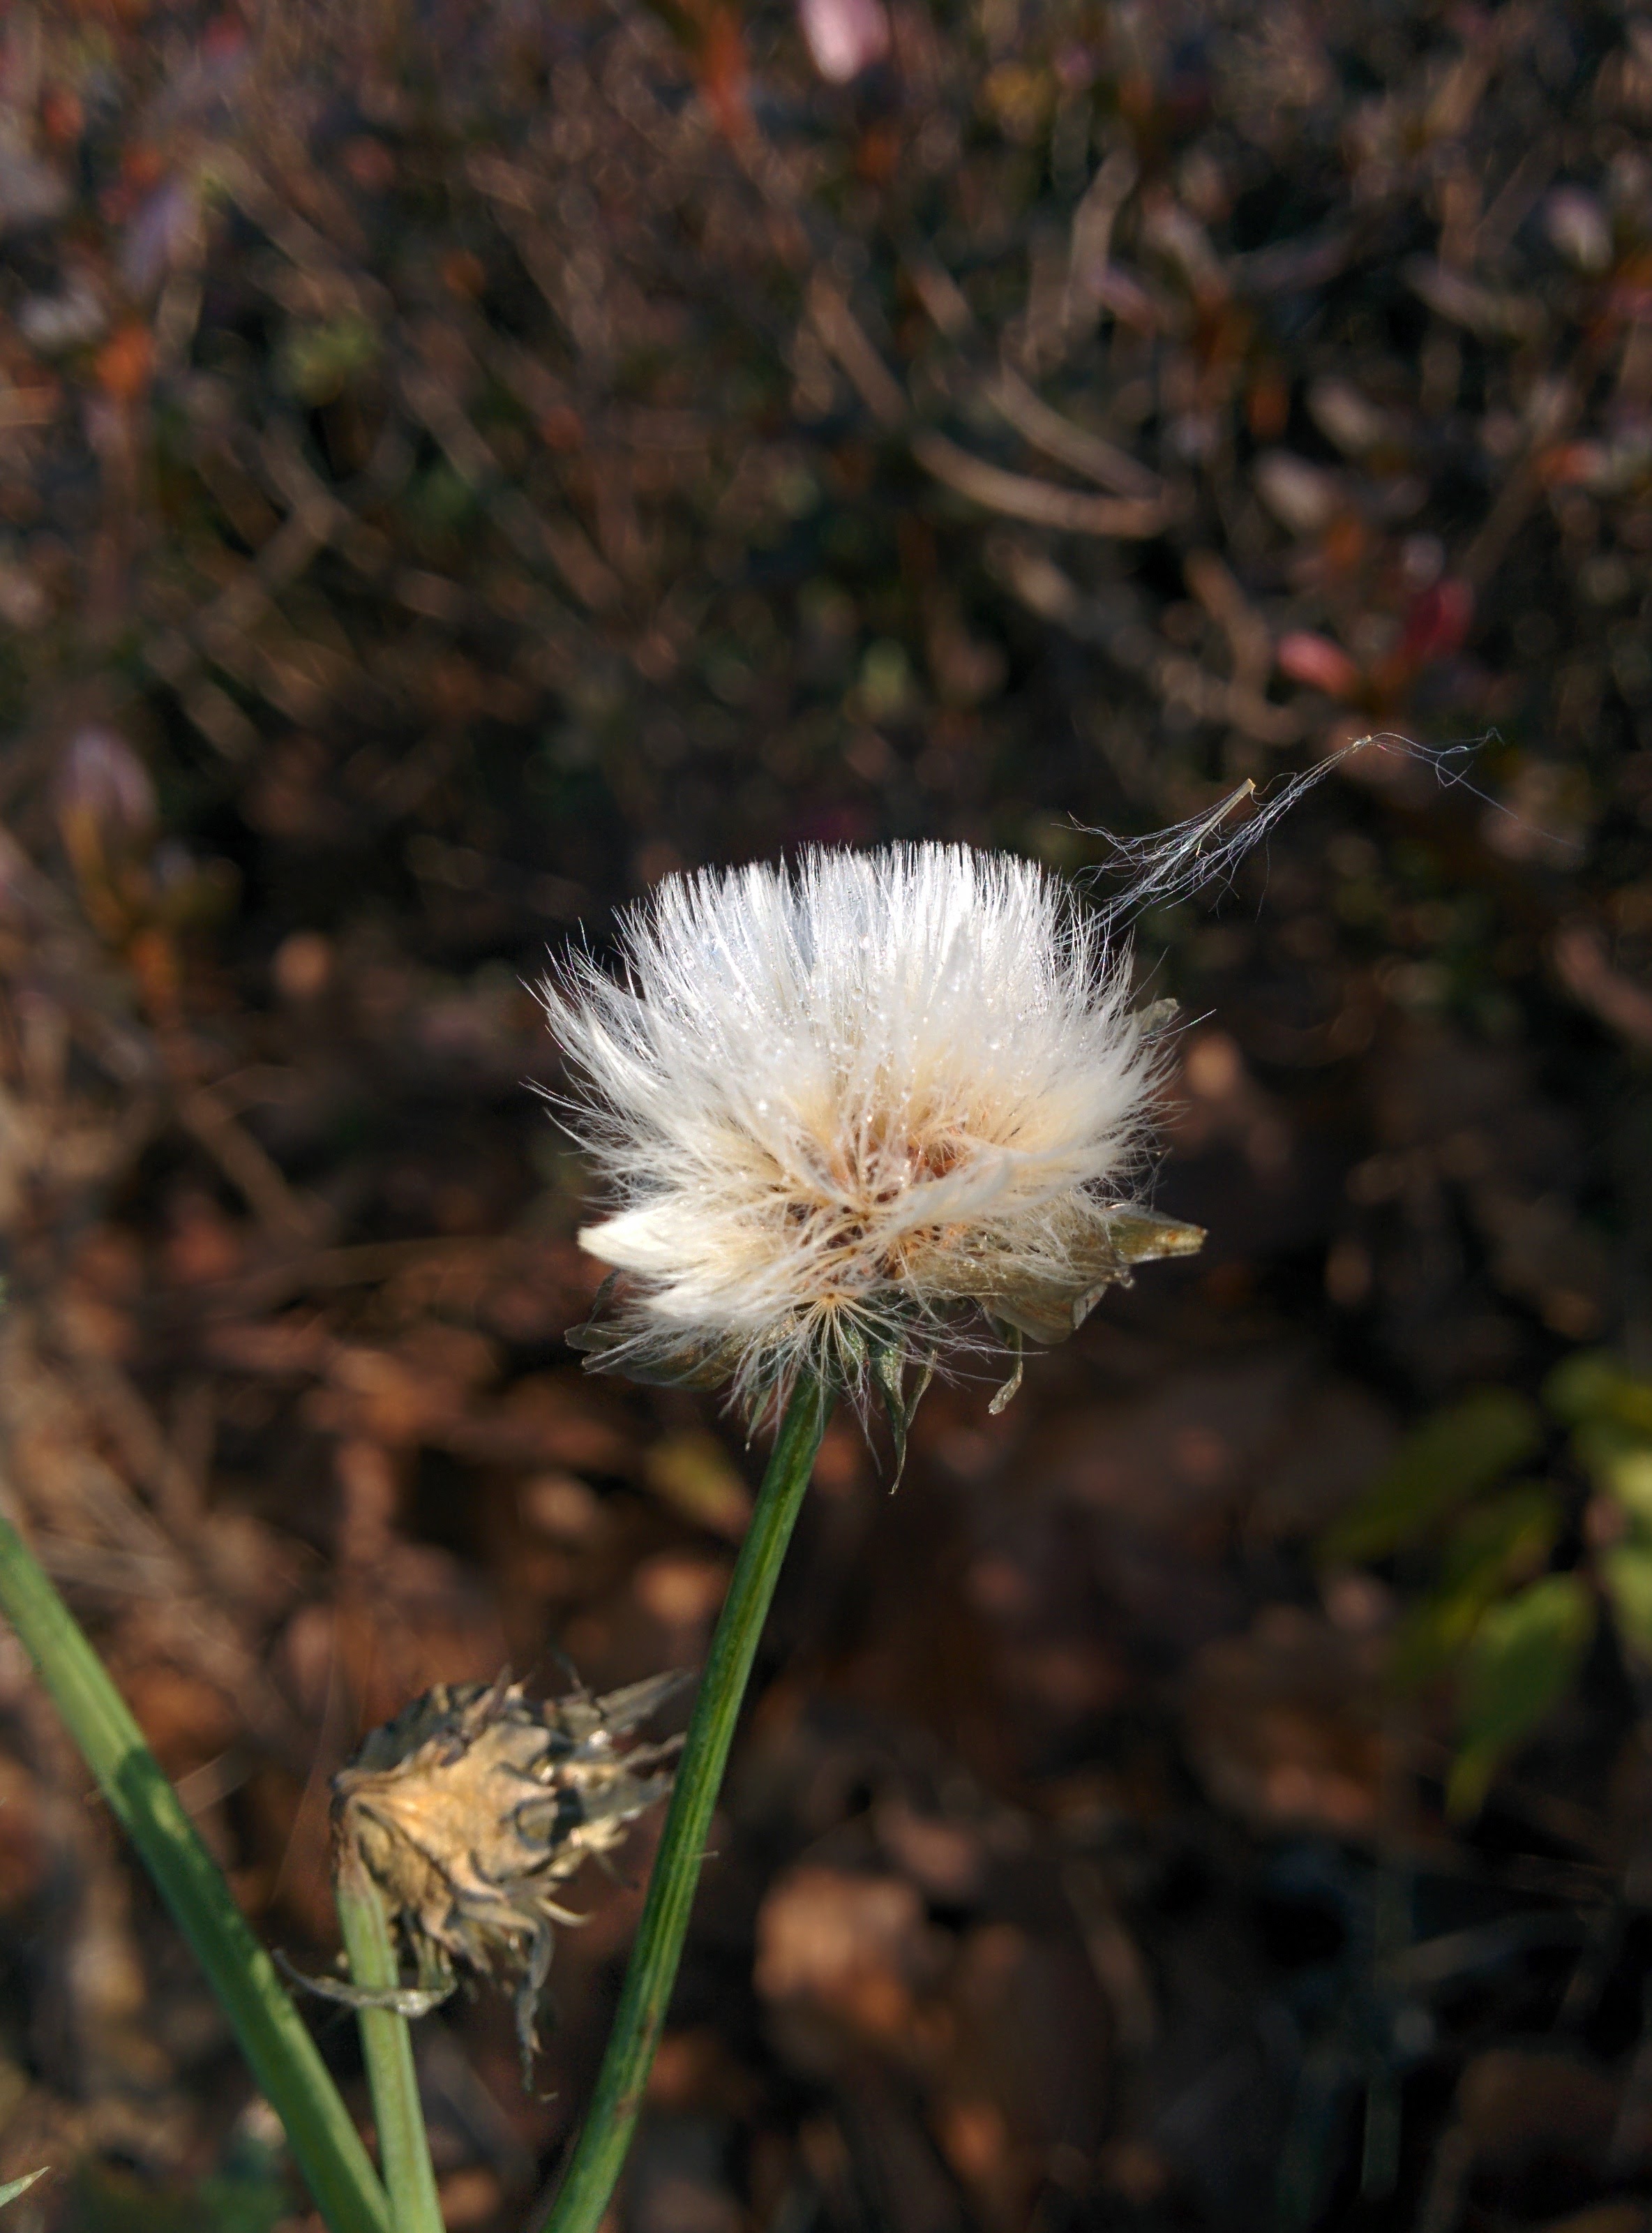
[336, 1859, 446, 2233]
[537, 1373, 832, 2233]
[0, 1509, 390, 2233]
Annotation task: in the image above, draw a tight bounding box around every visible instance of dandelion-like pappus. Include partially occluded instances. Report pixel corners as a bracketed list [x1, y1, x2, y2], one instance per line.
[543, 842, 1203, 1441]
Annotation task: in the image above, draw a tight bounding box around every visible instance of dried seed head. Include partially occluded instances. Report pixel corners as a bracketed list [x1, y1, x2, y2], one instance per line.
[331, 1670, 684, 2076]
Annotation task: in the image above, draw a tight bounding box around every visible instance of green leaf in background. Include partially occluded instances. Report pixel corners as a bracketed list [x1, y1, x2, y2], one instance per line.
[643, 1431, 753, 1539]
[0, 2170, 46, 2211]
[1448, 1573, 1595, 1819]
[1323, 1389, 1545, 1565]
[277, 312, 380, 406]
[1389, 1484, 1561, 1689]
[193, 2175, 292, 2233]
[1550, 1351, 1652, 1527]
[1545, 1352, 1652, 1436]
[1602, 1543, 1652, 1662]
[1573, 1419, 1652, 1528]
[67, 2161, 290, 2233]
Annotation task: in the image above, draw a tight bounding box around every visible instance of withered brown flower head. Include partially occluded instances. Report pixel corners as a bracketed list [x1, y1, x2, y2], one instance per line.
[331, 1669, 684, 2076]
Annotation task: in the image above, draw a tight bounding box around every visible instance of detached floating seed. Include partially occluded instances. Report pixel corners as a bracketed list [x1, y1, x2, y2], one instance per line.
[329, 1669, 685, 2079]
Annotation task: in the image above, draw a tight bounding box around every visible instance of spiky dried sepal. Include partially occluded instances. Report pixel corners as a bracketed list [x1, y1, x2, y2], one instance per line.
[331, 1670, 684, 2077]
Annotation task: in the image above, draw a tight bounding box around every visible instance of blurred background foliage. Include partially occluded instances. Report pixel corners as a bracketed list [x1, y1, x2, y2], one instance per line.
[0, 0, 1651, 2227]
[1326, 1360, 1652, 1820]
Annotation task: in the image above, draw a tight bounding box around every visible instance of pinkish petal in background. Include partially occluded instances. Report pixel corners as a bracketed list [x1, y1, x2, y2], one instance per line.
[57, 726, 156, 843]
[797, 0, 890, 82]
[1275, 631, 1362, 699]
[1396, 578, 1473, 669]
[1543, 185, 1612, 276]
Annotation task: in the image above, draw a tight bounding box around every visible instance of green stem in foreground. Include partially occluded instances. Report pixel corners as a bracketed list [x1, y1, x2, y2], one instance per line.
[336, 1860, 446, 2233]
[539, 1373, 832, 2233]
[0, 1510, 391, 2233]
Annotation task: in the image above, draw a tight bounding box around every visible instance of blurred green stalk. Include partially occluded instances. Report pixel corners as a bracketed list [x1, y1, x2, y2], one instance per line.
[536, 1373, 831, 2233]
[0, 1509, 391, 2233]
[336, 1860, 446, 2233]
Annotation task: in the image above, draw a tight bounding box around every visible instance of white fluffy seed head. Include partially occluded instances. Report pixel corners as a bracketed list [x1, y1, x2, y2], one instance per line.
[541, 843, 1185, 1417]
